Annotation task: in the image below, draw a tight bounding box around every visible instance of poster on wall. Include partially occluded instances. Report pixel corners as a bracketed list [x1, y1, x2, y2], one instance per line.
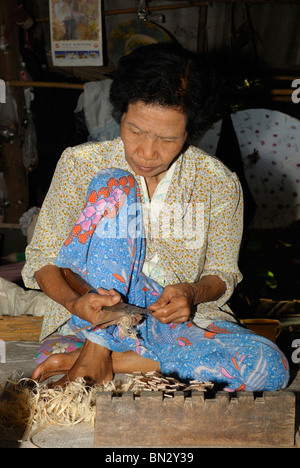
[49, 0, 103, 66]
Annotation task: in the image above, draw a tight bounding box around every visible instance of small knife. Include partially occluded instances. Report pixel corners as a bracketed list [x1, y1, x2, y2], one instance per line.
[68, 302, 151, 335]
[60, 267, 151, 334]
[101, 302, 151, 316]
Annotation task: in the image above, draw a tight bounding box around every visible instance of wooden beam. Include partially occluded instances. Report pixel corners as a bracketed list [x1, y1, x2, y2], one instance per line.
[197, 5, 208, 54]
[270, 88, 295, 95]
[8, 80, 296, 104]
[35, 0, 300, 22]
[8, 80, 84, 91]
[36, 2, 211, 22]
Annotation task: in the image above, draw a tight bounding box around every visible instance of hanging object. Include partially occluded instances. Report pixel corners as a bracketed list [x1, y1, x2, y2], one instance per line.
[1, 4, 33, 52]
[21, 63, 38, 174]
[0, 83, 18, 143]
[137, 0, 148, 21]
[199, 109, 300, 229]
[0, 172, 10, 222]
[108, 1, 173, 67]
[11, 5, 34, 30]
[21, 111, 38, 172]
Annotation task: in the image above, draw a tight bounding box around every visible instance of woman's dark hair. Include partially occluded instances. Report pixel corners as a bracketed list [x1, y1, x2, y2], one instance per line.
[109, 42, 218, 139]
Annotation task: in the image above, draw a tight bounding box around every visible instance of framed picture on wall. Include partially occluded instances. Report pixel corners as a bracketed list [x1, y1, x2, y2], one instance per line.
[49, 0, 103, 66]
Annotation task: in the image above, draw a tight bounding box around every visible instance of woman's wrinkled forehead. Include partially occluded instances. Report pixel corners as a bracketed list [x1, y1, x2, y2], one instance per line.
[122, 101, 188, 135]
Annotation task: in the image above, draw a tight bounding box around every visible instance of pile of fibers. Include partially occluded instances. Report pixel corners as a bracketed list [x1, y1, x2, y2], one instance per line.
[0, 377, 108, 440]
[0, 373, 213, 443]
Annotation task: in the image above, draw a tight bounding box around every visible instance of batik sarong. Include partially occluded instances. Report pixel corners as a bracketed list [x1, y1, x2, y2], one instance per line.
[55, 168, 289, 392]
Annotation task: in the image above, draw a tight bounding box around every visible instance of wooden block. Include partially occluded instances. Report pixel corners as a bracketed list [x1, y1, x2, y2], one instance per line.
[0, 315, 43, 341]
[94, 390, 296, 447]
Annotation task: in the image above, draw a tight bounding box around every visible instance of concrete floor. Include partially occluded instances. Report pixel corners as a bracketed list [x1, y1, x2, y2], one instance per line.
[0, 340, 300, 448]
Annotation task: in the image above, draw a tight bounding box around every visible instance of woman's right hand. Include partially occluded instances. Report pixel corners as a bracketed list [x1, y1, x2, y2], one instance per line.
[35, 265, 123, 327]
[66, 287, 123, 326]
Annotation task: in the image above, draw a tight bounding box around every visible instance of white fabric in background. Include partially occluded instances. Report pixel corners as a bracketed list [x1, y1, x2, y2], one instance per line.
[75, 80, 120, 142]
[0, 277, 47, 317]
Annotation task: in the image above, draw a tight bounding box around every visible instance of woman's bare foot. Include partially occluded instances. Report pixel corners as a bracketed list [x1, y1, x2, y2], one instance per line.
[31, 340, 113, 387]
[31, 342, 160, 387]
[52, 340, 113, 387]
[31, 348, 80, 382]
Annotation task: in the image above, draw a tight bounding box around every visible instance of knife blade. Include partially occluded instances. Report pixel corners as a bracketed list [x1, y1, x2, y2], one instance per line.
[68, 302, 151, 335]
[101, 302, 151, 316]
[60, 267, 151, 334]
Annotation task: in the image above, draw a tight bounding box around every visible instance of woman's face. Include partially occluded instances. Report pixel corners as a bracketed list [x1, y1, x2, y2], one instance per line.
[120, 101, 187, 182]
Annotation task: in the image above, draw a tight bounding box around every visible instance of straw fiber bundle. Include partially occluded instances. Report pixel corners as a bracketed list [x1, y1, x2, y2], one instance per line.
[0, 372, 213, 445]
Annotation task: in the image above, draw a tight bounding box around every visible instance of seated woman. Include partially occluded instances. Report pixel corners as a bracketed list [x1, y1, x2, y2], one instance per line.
[23, 43, 289, 391]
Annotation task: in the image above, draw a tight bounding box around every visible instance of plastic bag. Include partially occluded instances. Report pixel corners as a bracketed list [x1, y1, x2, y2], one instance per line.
[21, 111, 38, 171]
[0, 83, 18, 142]
[19, 206, 40, 240]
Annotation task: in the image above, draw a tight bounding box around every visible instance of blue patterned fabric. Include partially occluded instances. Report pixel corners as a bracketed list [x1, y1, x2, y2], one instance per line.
[55, 168, 289, 391]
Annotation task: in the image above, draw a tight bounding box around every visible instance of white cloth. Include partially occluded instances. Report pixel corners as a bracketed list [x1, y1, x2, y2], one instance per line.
[0, 277, 47, 318]
[75, 80, 120, 142]
[140, 161, 177, 287]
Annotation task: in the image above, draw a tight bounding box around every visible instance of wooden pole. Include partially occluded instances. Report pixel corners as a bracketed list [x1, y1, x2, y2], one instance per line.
[35, 2, 211, 22]
[197, 6, 208, 54]
[8, 80, 85, 91]
[0, 0, 29, 223]
[34, 0, 300, 22]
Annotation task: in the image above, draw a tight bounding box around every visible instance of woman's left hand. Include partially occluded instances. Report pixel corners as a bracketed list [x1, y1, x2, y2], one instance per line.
[148, 283, 195, 324]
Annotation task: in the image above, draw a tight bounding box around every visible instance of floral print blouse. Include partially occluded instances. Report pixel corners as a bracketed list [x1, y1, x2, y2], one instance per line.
[22, 138, 243, 340]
